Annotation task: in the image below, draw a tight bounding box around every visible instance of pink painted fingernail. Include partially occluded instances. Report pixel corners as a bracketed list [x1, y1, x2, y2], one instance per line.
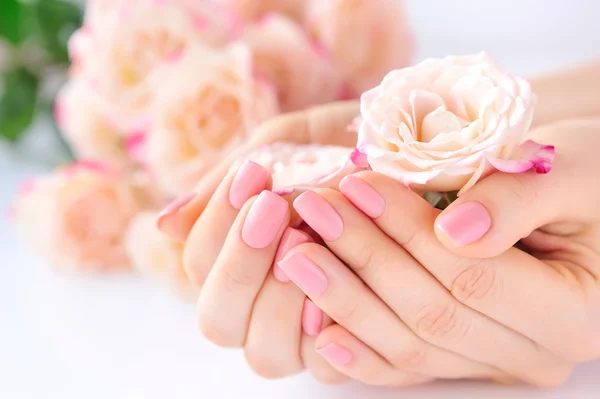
[157, 192, 196, 233]
[242, 191, 288, 249]
[339, 175, 385, 218]
[302, 299, 323, 336]
[273, 228, 311, 282]
[229, 160, 269, 210]
[277, 252, 328, 295]
[293, 191, 343, 241]
[435, 201, 491, 246]
[316, 344, 352, 365]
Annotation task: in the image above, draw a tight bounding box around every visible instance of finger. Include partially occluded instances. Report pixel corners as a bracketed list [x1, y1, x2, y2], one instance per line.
[294, 187, 566, 387]
[196, 191, 290, 347]
[279, 243, 503, 380]
[243, 274, 306, 379]
[434, 120, 600, 258]
[183, 160, 270, 287]
[345, 171, 592, 367]
[158, 101, 360, 242]
[316, 324, 434, 387]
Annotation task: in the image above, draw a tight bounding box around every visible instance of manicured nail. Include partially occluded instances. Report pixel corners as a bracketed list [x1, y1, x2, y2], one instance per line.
[435, 201, 491, 246]
[293, 191, 343, 241]
[339, 175, 385, 218]
[241, 191, 288, 249]
[316, 344, 352, 365]
[273, 228, 311, 282]
[229, 160, 269, 210]
[302, 299, 323, 336]
[157, 192, 196, 233]
[278, 252, 328, 295]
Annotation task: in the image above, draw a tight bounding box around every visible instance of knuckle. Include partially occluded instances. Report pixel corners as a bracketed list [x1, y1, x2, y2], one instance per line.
[328, 295, 363, 324]
[450, 259, 501, 304]
[244, 349, 300, 380]
[197, 306, 242, 348]
[530, 364, 573, 388]
[415, 301, 470, 341]
[388, 343, 430, 370]
[503, 173, 539, 206]
[221, 259, 260, 289]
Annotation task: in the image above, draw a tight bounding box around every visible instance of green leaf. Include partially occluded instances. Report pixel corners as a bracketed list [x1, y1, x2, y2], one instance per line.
[0, 67, 39, 141]
[0, 0, 26, 45]
[30, 0, 83, 63]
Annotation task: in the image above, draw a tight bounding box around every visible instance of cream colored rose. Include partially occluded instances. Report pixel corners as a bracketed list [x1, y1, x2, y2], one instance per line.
[357, 52, 555, 195]
[12, 162, 152, 272]
[146, 44, 279, 197]
[215, 0, 303, 22]
[305, 0, 414, 96]
[125, 212, 198, 299]
[55, 79, 129, 165]
[70, 0, 234, 130]
[244, 14, 341, 111]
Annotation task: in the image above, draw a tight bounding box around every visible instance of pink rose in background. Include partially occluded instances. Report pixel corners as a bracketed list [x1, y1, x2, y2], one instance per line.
[215, 0, 304, 22]
[244, 14, 341, 111]
[70, 0, 234, 131]
[145, 44, 279, 197]
[12, 162, 153, 273]
[55, 79, 129, 165]
[305, 0, 414, 96]
[125, 212, 198, 299]
[356, 52, 554, 195]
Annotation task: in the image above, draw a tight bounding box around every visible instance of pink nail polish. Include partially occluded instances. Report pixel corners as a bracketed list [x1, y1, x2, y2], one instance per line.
[316, 344, 352, 365]
[435, 201, 491, 246]
[273, 228, 310, 282]
[277, 252, 328, 295]
[293, 191, 343, 241]
[339, 175, 385, 218]
[241, 191, 288, 249]
[229, 160, 269, 210]
[302, 299, 323, 336]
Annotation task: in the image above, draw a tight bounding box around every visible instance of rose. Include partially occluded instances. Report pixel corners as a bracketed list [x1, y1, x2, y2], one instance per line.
[125, 211, 198, 299]
[305, 0, 414, 96]
[243, 14, 341, 111]
[145, 44, 279, 197]
[55, 79, 129, 165]
[356, 52, 555, 195]
[11, 162, 153, 272]
[214, 0, 304, 22]
[69, 0, 235, 131]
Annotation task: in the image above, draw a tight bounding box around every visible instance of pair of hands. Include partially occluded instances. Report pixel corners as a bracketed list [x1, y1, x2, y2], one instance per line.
[158, 99, 600, 387]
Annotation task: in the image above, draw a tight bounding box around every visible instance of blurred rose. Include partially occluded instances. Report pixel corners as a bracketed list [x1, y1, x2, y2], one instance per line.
[55, 79, 129, 165]
[70, 0, 234, 131]
[215, 0, 303, 22]
[125, 211, 198, 299]
[12, 162, 154, 272]
[305, 0, 414, 96]
[244, 14, 341, 111]
[145, 44, 279, 197]
[357, 53, 554, 195]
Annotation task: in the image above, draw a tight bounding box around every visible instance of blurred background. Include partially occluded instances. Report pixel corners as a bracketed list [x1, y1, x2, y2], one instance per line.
[1, 1, 600, 398]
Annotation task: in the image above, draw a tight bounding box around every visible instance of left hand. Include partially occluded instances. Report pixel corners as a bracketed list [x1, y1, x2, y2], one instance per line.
[278, 119, 600, 387]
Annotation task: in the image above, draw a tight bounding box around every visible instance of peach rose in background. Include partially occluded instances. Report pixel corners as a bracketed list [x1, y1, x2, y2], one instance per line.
[70, 0, 234, 131]
[55, 79, 129, 166]
[125, 212, 198, 299]
[145, 44, 279, 197]
[244, 14, 341, 111]
[305, 0, 414, 96]
[356, 52, 555, 195]
[215, 0, 304, 22]
[12, 162, 153, 273]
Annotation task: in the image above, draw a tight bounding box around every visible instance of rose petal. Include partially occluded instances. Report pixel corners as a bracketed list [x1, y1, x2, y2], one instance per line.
[487, 140, 555, 174]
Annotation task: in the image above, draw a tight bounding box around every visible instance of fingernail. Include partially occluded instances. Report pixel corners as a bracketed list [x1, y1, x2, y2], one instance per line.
[435, 201, 491, 246]
[277, 252, 328, 295]
[242, 191, 288, 249]
[293, 191, 343, 241]
[316, 344, 352, 365]
[339, 175, 385, 218]
[302, 299, 323, 336]
[229, 160, 269, 210]
[273, 228, 311, 282]
[157, 192, 196, 232]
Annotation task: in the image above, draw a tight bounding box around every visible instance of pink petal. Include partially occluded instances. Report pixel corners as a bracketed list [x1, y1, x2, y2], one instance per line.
[487, 140, 555, 174]
[125, 130, 147, 163]
[350, 148, 370, 169]
[17, 179, 36, 196]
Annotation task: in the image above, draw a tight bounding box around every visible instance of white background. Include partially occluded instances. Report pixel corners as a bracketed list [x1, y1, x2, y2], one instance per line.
[2, 1, 600, 398]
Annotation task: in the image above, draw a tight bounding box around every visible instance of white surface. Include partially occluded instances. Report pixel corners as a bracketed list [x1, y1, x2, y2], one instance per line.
[2, 1, 600, 398]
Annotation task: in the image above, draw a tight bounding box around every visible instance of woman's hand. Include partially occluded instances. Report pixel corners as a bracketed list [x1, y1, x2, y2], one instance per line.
[278, 118, 600, 387]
